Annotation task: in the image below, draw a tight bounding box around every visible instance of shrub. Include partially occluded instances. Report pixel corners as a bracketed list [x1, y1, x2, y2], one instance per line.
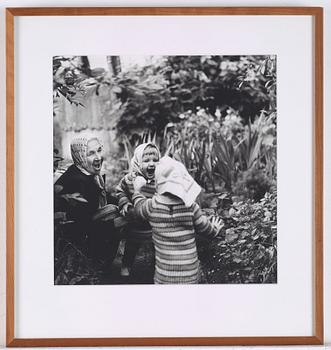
[234, 168, 275, 201]
[54, 225, 100, 285]
[201, 190, 277, 283]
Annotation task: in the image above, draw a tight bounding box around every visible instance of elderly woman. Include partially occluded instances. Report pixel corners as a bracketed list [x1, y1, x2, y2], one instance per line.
[55, 137, 121, 270]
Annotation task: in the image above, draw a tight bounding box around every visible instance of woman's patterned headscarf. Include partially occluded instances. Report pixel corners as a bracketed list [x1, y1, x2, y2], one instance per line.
[130, 143, 160, 177]
[70, 137, 106, 208]
[70, 138, 93, 175]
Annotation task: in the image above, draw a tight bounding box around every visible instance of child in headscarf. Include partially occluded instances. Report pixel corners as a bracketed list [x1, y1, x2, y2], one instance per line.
[116, 143, 160, 277]
[132, 156, 223, 284]
[55, 137, 121, 268]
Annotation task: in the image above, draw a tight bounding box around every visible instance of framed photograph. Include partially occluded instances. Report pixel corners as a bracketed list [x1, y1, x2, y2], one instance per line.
[6, 7, 323, 347]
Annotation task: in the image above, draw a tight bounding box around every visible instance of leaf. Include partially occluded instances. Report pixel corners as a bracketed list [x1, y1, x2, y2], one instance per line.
[54, 212, 66, 221]
[90, 67, 106, 77]
[61, 193, 88, 203]
[54, 185, 63, 194]
[225, 232, 239, 243]
[263, 134, 274, 146]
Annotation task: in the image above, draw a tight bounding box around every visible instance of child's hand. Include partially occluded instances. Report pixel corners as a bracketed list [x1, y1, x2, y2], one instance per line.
[211, 216, 224, 236]
[133, 176, 147, 192]
[120, 202, 133, 216]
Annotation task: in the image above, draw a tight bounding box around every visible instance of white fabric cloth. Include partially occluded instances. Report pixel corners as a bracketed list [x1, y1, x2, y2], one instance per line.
[155, 156, 201, 207]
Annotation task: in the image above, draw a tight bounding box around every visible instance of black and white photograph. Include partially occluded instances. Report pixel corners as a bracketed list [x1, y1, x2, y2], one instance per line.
[53, 55, 277, 285]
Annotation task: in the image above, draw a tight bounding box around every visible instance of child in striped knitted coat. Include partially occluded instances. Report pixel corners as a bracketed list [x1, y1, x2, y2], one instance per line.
[116, 143, 160, 277]
[132, 156, 223, 284]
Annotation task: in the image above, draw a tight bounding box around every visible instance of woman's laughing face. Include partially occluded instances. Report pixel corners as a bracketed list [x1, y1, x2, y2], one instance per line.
[86, 139, 104, 175]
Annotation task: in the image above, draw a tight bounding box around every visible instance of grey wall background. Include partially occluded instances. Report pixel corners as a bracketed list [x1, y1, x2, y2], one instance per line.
[0, 0, 329, 348]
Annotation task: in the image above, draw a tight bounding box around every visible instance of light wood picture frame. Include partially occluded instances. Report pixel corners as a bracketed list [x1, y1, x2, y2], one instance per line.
[6, 7, 323, 347]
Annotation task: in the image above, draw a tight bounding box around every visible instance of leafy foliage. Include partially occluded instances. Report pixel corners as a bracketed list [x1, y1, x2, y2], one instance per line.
[53, 55, 276, 134]
[54, 225, 100, 285]
[164, 55, 276, 119]
[234, 168, 275, 201]
[113, 55, 276, 136]
[200, 190, 277, 284]
[162, 108, 276, 195]
[112, 66, 176, 136]
[53, 56, 106, 110]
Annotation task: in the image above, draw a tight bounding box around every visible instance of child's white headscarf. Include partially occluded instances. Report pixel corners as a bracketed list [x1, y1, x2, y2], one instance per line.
[155, 156, 201, 207]
[130, 143, 160, 177]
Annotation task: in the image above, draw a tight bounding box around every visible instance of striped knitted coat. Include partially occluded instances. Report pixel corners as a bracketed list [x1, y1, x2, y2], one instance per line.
[116, 174, 156, 241]
[132, 192, 217, 284]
